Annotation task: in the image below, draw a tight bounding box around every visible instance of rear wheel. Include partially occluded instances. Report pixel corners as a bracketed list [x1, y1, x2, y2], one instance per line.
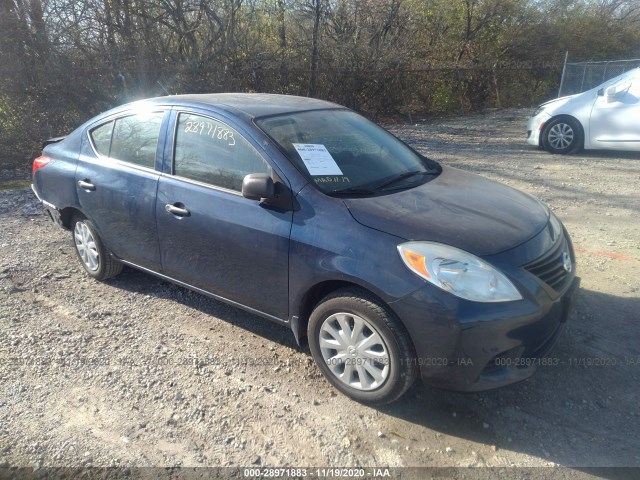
[71, 215, 122, 280]
[308, 288, 417, 405]
[541, 117, 583, 154]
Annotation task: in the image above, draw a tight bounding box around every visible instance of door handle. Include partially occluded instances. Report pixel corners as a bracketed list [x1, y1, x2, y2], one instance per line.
[77, 180, 96, 191]
[165, 203, 190, 217]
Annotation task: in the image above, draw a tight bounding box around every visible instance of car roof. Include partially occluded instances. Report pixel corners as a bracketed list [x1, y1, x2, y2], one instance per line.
[143, 93, 343, 120]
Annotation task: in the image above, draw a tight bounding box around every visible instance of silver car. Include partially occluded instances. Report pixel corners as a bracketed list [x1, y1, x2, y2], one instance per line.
[527, 68, 640, 154]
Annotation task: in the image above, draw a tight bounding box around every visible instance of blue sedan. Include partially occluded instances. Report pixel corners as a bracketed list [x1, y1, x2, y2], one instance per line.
[32, 94, 579, 404]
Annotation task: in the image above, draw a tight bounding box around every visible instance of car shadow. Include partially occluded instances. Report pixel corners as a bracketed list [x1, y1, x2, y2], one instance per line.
[378, 287, 640, 469]
[578, 149, 640, 160]
[106, 266, 300, 351]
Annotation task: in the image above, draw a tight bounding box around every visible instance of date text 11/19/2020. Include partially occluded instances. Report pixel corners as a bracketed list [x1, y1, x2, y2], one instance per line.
[243, 467, 392, 478]
[325, 357, 474, 367]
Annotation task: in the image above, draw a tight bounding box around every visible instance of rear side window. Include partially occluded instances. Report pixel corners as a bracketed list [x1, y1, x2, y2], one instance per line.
[89, 111, 164, 168]
[174, 113, 271, 191]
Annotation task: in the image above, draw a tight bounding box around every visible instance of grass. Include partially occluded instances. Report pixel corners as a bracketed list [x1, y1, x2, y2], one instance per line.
[0, 179, 31, 191]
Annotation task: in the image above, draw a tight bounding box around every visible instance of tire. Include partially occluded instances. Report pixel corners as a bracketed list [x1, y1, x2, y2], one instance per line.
[541, 117, 583, 154]
[308, 288, 418, 405]
[71, 214, 122, 280]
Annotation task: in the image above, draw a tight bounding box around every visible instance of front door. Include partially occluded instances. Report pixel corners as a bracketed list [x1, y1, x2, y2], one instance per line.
[156, 111, 292, 320]
[590, 73, 640, 150]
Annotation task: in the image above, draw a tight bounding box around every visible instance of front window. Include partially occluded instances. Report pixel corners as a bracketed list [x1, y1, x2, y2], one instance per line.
[174, 113, 271, 192]
[256, 109, 440, 195]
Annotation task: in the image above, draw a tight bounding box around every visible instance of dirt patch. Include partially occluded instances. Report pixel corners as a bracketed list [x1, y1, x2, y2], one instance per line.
[1, 109, 639, 474]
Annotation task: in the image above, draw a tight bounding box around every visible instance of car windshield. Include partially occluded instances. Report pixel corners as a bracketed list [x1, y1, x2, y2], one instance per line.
[256, 109, 440, 195]
[595, 68, 638, 91]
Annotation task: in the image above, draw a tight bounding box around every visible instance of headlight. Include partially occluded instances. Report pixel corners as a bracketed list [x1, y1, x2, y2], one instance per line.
[549, 211, 563, 239]
[397, 242, 522, 302]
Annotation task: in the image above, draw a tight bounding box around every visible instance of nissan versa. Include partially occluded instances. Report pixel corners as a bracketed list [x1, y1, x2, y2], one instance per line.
[31, 94, 580, 404]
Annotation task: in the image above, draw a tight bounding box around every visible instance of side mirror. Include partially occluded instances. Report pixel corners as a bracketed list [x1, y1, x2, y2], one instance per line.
[597, 88, 604, 97]
[605, 86, 617, 102]
[242, 173, 275, 201]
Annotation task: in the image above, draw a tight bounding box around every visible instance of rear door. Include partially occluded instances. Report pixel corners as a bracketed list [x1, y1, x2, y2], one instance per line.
[156, 109, 292, 320]
[75, 110, 168, 270]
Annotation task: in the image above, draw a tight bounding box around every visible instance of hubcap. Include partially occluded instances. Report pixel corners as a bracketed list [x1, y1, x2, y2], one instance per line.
[74, 222, 99, 271]
[548, 123, 574, 150]
[319, 312, 390, 391]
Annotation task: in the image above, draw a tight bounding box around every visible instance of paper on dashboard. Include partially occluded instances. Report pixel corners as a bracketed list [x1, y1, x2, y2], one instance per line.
[293, 144, 344, 176]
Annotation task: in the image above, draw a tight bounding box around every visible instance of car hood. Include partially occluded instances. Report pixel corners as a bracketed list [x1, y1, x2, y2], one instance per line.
[343, 166, 549, 257]
[539, 94, 576, 109]
[538, 92, 586, 111]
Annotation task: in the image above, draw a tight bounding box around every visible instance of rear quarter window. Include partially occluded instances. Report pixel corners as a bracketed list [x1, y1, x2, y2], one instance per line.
[89, 121, 114, 156]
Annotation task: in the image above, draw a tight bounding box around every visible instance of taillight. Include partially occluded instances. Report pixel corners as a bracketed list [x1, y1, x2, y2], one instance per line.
[32, 155, 52, 178]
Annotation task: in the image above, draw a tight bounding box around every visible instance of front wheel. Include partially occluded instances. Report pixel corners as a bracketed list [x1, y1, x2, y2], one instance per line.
[541, 117, 583, 154]
[71, 215, 122, 280]
[308, 288, 418, 405]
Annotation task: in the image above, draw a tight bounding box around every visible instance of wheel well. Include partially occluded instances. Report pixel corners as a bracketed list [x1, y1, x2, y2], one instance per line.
[294, 280, 393, 347]
[294, 281, 351, 346]
[59, 207, 83, 230]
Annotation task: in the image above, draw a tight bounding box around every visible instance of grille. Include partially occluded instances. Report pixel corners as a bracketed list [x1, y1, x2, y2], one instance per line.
[524, 238, 572, 292]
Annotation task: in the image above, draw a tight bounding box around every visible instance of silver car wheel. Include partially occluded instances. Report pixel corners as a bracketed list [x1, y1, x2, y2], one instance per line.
[74, 221, 99, 272]
[319, 312, 390, 391]
[548, 122, 574, 150]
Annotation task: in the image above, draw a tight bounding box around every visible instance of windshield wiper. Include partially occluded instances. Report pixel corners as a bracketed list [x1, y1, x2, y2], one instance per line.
[326, 187, 378, 196]
[327, 168, 440, 196]
[373, 170, 437, 191]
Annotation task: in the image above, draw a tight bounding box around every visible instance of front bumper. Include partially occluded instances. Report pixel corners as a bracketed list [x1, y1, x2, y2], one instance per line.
[526, 111, 550, 147]
[390, 228, 579, 392]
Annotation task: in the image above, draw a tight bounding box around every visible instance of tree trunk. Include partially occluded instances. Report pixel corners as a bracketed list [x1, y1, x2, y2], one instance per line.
[308, 0, 321, 97]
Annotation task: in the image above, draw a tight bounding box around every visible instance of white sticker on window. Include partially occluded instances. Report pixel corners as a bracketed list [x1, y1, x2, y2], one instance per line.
[293, 144, 343, 176]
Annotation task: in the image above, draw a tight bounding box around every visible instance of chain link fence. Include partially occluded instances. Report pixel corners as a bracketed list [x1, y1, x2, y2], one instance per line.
[558, 57, 640, 97]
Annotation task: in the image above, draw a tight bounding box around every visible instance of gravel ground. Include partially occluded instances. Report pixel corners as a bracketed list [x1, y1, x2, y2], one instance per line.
[0, 108, 639, 477]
